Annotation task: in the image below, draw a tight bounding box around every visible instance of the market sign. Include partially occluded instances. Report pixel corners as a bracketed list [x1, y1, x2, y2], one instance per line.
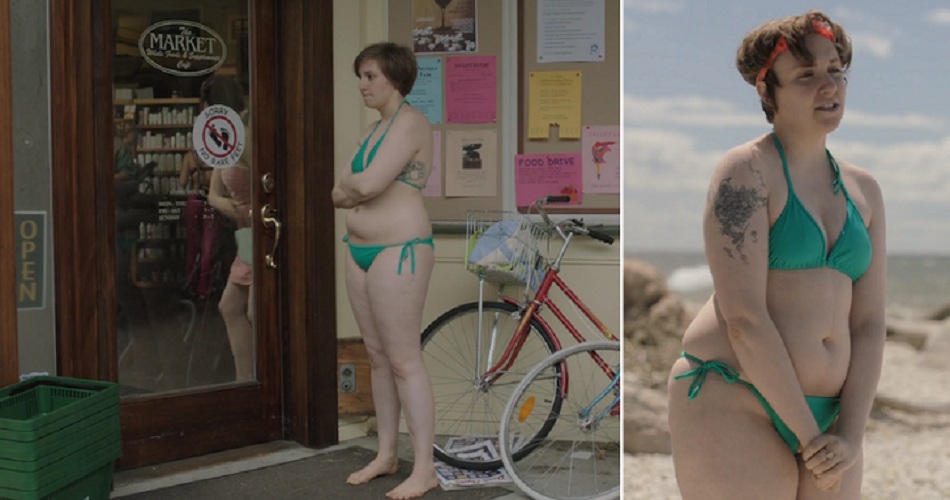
[139, 20, 227, 77]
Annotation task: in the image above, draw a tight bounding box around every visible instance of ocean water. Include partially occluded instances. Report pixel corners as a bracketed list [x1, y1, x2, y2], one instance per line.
[628, 250, 950, 319]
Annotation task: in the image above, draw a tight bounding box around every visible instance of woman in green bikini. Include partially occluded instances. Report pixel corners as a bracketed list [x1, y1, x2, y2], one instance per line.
[667, 11, 886, 499]
[331, 42, 437, 500]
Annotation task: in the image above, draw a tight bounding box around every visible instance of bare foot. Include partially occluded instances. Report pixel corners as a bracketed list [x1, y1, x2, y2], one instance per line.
[385, 469, 439, 499]
[346, 456, 399, 485]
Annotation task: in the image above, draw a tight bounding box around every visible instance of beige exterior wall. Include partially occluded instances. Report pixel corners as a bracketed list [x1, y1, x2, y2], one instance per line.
[332, 0, 621, 438]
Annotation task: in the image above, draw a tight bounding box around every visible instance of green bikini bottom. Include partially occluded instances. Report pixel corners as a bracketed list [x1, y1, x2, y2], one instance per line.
[675, 352, 840, 453]
[343, 234, 434, 275]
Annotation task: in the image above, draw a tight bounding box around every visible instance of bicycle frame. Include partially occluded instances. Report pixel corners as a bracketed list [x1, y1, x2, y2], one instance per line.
[480, 236, 618, 403]
[582, 370, 621, 425]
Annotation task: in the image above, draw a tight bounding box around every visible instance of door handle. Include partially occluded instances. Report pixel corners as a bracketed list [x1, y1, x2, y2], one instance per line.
[260, 204, 281, 269]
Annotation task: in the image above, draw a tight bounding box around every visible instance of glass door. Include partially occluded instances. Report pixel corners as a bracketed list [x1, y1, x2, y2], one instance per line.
[109, 0, 281, 467]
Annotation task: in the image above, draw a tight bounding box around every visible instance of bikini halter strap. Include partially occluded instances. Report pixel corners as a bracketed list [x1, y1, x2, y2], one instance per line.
[380, 100, 407, 137]
[771, 132, 844, 196]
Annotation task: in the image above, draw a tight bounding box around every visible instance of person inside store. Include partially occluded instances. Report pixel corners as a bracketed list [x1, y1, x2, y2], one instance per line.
[179, 110, 218, 299]
[666, 10, 886, 499]
[188, 75, 255, 382]
[331, 42, 437, 500]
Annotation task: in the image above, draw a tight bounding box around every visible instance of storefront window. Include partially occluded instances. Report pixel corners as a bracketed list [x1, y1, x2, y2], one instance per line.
[112, 0, 254, 395]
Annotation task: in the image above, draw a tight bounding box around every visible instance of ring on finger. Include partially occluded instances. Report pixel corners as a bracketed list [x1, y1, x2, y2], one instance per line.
[826, 451, 835, 460]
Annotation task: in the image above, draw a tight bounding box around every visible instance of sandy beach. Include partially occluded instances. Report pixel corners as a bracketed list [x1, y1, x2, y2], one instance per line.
[624, 339, 950, 499]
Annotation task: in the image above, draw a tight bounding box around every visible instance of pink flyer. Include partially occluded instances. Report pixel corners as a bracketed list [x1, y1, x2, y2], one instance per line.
[515, 153, 583, 207]
[445, 56, 497, 123]
[581, 125, 620, 193]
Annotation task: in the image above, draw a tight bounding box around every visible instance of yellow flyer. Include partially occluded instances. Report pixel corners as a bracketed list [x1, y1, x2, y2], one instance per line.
[528, 71, 582, 139]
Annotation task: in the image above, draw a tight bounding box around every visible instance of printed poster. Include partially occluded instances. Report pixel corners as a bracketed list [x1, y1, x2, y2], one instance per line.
[407, 57, 444, 125]
[581, 125, 620, 193]
[445, 129, 497, 197]
[412, 0, 477, 54]
[528, 71, 582, 139]
[423, 131, 443, 197]
[537, 0, 606, 63]
[445, 56, 497, 123]
[515, 153, 583, 207]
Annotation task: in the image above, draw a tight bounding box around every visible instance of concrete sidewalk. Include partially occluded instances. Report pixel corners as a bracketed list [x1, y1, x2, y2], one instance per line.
[111, 436, 530, 499]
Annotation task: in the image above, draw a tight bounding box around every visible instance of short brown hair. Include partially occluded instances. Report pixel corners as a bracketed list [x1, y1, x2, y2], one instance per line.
[353, 42, 418, 96]
[736, 10, 852, 123]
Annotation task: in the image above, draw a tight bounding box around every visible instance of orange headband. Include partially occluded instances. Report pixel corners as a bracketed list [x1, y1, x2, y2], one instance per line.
[756, 19, 836, 84]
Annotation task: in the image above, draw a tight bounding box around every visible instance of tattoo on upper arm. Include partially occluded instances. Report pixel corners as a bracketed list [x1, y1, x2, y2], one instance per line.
[711, 162, 767, 263]
[397, 160, 427, 182]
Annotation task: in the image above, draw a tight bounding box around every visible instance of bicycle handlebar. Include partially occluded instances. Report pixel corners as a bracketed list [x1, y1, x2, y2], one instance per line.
[532, 197, 615, 245]
[586, 228, 615, 245]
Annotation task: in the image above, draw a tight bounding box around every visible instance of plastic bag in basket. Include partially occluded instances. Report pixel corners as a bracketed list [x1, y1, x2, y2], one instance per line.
[467, 220, 542, 288]
[468, 220, 525, 267]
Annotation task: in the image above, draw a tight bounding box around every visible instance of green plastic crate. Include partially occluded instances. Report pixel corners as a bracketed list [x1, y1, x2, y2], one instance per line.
[0, 459, 116, 500]
[0, 377, 121, 500]
[0, 389, 117, 444]
[0, 435, 120, 498]
[0, 407, 119, 468]
[0, 377, 119, 441]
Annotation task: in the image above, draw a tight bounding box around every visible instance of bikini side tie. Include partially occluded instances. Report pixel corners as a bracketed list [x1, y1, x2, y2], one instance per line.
[398, 238, 426, 275]
[674, 352, 742, 399]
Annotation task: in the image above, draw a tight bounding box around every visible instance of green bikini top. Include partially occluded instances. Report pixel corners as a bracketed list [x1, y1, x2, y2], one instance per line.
[350, 100, 423, 190]
[768, 134, 872, 282]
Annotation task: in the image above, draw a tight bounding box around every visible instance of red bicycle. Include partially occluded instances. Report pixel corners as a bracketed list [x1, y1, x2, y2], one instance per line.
[420, 197, 619, 473]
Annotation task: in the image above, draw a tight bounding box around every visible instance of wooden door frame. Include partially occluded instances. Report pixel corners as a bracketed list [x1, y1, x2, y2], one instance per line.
[0, 0, 17, 388]
[278, 0, 339, 448]
[49, 0, 108, 381]
[49, 0, 339, 461]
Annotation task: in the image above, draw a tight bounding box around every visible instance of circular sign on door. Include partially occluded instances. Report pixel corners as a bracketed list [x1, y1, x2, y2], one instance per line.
[192, 105, 246, 168]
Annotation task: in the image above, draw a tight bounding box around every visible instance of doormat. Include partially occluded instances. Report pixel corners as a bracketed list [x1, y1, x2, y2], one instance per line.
[120, 446, 512, 499]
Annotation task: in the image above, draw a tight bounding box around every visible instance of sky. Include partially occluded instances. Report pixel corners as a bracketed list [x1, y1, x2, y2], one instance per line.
[623, 0, 950, 255]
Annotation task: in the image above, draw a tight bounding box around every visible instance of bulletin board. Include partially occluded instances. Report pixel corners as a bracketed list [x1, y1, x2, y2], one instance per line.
[387, 0, 620, 222]
[389, 0, 505, 223]
[519, 0, 620, 214]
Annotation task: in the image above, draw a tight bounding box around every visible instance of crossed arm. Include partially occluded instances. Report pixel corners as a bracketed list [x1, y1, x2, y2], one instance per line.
[332, 112, 427, 209]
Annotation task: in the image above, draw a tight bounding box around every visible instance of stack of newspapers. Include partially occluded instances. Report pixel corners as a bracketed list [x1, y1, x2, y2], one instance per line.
[434, 436, 525, 490]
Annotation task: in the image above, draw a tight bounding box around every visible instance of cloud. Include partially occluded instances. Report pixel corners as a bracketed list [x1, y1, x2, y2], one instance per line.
[843, 110, 946, 130]
[626, 0, 684, 14]
[625, 96, 764, 128]
[848, 32, 894, 59]
[924, 8, 950, 25]
[831, 136, 950, 204]
[624, 127, 724, 193]
[626, 94, 947, 131]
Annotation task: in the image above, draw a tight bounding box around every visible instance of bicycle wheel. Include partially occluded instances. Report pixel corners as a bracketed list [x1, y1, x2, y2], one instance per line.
[500, 340, 621, 500]
[421, 300, 562, 471]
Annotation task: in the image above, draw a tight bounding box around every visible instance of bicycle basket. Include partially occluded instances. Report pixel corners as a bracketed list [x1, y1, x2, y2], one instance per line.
[465, 211, 548, 289]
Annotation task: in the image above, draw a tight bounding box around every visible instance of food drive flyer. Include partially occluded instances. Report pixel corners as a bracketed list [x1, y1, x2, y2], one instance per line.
[514, 153, 583, 207]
